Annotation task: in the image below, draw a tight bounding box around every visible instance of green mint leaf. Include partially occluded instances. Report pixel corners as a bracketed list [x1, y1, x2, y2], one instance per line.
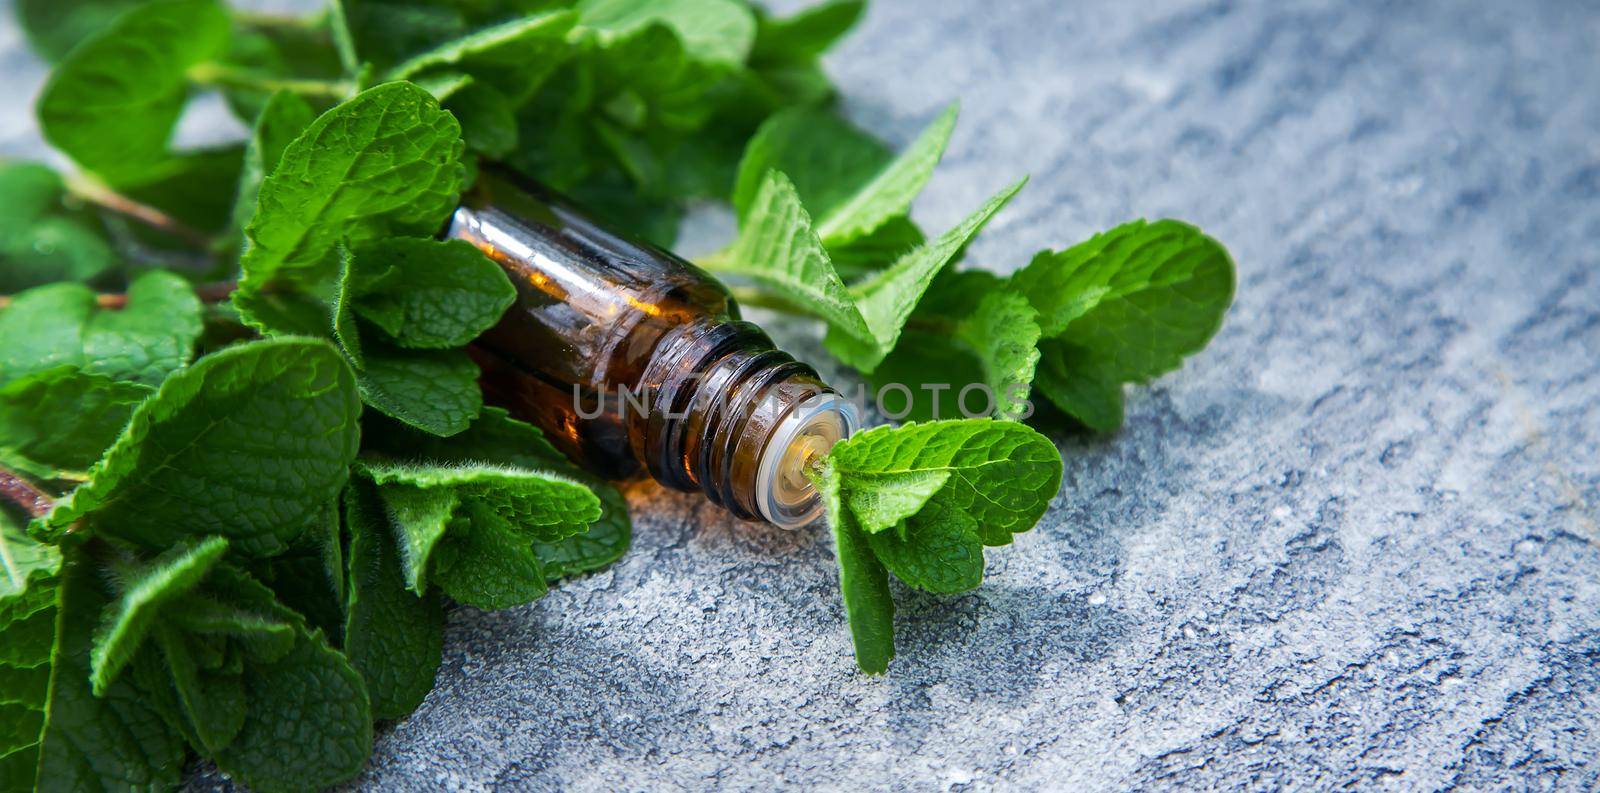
[387, 11, 576, 103]
[36, 0, 231, 186]
[585, 23, 720, 132]
[863, 500, 984, 593]
[1, 512, 60, 605]
[237, 81, 465, 303]
[89, 536, 230, 695]
[827, 419, 1061, 549]
[810, 462, 894, 674]
[1012, 220, 1234, 428]
[42, 338, 361, 556]
[167, 597, 295, 659]
[864, 270, 1004, 422]
[865, 332, 988, 423]
[353, 343, 482, 437]
[828, 216, 926, 278]
[356, 460, 602, 599]
[0, 367, 151, 481]
[824, 178, 1026, 373]
[838, 470, 951, 536]
[1010, 219, 1235, 338]
[230, 90, 317, 239]
[814, 103, 958, 246]
[36, 549, 187, 792]
[113, 145, 244, 241]
[204, 567, 373, 793]
[360, 462, 602, 544]
[342, 481, 443, 720]
[444, 81, 520, 158]
[751, 0, 864, 64]
[362, 478, 455, 594]
[0, 161, 115, 291]
[362, 407, 632, 582]
[0, 573, 57, 790]
[720, 170, 873, 344]
[1032, 340, 1125, 432]
[954, 290, 1041, 420]
[732, 106, 891, 225]
[577, 0, 757, 67]
[14, 0, 146, 62]
[0, 271, 203, 387]
[150, 624, 245, 754]
[531, 476, 630, 582]
[342, 238, 516, 349]
[430, 501, 549, 610]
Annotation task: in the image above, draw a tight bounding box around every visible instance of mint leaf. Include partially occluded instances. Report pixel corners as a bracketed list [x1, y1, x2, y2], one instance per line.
[1011, 220, 1234, 428]
[732, 106, 891, 225]
[0, 162, 115, 292]
[36, 0, 231, 186]
[862, 499, 985, 593]
[387, 11, 576, 102]
[811, 463, 894, 674]
[357, 460, 601, 600]
[751, 0, 864, 63]
[827, 419, 1061, 549]
[0, 574, 56, 791]
[363, 408, 633, 582]
[89, 536, 229, 696]
[828, 216, 925, 277]
[812, 420, 1062, 671]
[1033, 341, 1124, 432]
[431, 501, 549, 610]
[14, 0, 146, 62]
[167, 597, 295, 661]
[342, 481, 443, 720]
[585, 22, 720, 132]
[42, 338, 361, 556]
[0, 367, 151, 480]
[203, 567, 373, 793]
[954, 290, 1041, 420]
[361, 462, 601, 544]
[1, 513, 59, 604]
[352, 343, 482, 437]
[577, 0, 757, 67]
[237, 81, 465, 304]
[36, 549, 187, 792]
[150, 625, 245, 754]
[865, 270, 1003, 422]
[444, 81, 520, 158]
[230, 90, 317, 238]
[814, 103, 958, 246]
[719, 170, 872, 344]
[0, 272, 203, 387]
[824, 178, 1026, 373]
[341, 238, 516, 349]
[1010, 219, 1234, 338]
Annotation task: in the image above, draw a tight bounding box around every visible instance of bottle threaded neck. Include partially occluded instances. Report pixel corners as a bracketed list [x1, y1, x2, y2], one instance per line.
[633, 319, 856, 527]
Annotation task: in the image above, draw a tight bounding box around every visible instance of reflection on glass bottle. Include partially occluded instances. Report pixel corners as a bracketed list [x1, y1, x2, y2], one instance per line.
[449, 169, 857, 529]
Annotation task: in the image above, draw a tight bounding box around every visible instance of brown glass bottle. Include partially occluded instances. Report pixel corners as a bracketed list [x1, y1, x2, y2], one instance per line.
[449, 169, 857, 528]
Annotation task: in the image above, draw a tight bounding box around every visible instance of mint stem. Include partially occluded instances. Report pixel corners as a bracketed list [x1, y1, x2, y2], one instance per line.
[187, 62, 353, 101]
[64, 175, 213, 250]
[0, 466, 53, 519]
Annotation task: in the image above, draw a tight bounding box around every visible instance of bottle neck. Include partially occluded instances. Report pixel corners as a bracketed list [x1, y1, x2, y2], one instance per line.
[630, 319, 856, 527]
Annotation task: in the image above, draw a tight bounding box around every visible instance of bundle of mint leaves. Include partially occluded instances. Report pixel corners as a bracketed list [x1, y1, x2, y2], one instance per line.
[0, 0, 1234, 789]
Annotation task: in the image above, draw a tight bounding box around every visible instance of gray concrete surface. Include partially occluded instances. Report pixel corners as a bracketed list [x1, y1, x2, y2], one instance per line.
[6, 0, 1600, 789]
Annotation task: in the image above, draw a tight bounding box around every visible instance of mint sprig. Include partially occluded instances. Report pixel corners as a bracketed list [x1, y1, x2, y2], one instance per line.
[0, 0, 1238, 785]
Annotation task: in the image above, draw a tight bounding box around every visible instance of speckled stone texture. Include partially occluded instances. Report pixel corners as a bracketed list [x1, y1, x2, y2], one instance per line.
[6, 0, 1600, 789]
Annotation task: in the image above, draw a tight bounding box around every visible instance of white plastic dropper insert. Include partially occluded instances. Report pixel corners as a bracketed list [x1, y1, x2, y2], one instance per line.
[755, 393, 859, 529]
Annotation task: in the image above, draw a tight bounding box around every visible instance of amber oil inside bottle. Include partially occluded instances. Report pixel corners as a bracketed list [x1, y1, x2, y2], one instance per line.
[450, 169, 857, 528]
